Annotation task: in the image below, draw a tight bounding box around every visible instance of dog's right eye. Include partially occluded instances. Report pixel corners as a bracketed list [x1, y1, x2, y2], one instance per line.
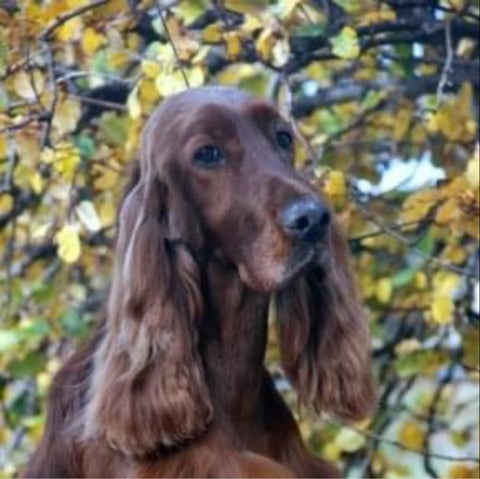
[193, 146, 225, 168]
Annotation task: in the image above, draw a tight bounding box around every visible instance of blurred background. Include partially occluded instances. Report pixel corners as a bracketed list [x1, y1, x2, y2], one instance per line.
[0, 0, 479, 477]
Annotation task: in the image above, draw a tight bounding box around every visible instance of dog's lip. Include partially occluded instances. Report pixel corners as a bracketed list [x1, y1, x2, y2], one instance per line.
[280, 245, 324, 288]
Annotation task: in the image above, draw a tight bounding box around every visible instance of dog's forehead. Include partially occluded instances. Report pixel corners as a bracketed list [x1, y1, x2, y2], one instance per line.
[155, 87, 280, 121]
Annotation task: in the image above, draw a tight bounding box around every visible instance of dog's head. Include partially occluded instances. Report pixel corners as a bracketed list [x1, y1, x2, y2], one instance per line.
[85, 87, 375, 456]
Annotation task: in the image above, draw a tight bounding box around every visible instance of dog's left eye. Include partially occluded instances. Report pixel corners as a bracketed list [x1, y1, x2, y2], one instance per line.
[193, 145, 225, 168]
[276, 131, 293, 150]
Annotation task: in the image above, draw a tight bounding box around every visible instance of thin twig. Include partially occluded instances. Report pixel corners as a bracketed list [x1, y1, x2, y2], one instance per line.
[41, 42, 59, 147]
[156, 1, 190, 89]
[436, 21, 454, 104]
[0, 113, 50, 134]
[352, 193, 477, 279]
[67, 93, 127, 112]
[424, 362, 456, 478]
[330, 420, 480, 463]
[39, 0, 108, 40]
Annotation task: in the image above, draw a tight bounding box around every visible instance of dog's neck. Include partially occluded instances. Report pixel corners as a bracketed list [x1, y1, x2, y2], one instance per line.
[200, 259, 270, 427]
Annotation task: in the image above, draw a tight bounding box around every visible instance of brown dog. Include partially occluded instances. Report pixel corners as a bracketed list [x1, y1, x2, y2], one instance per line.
[24, 86, 375, 478]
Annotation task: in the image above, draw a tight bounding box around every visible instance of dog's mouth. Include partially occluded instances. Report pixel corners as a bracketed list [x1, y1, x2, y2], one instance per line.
[281, 242, 330, 288]
[236, 235, 331, 293]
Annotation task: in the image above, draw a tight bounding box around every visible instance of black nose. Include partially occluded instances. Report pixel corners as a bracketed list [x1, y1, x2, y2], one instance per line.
[280, 197, 331, 242]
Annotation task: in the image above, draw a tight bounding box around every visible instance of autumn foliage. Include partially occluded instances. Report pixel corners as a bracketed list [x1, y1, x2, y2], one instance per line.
[0, 1, 479, 477]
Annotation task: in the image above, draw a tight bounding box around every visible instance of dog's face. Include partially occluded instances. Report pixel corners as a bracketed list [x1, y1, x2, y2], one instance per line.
[145, 88, 332, 292]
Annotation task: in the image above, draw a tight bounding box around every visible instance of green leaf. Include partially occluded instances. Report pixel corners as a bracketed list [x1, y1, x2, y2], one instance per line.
[417, 231, 435, 255]
[97, 112, 131, 146]
[395, 350, 449, 378]
[75, 135, 96, 160]
[18, 318, 51, 340]
[332, 0, 363, 13]
[294, 24, 326, 37]
[0, 86, 8, 112]
[361, 90, 386, 111]
[60, 310, 89, 338]
[391, 267, 417, 288]
[8, 351, 47, 378]
[0, 331, 21, 352]
[31, 283, 55, 303]
[224, 0, 270, 14]
[330, 27, 360, 60]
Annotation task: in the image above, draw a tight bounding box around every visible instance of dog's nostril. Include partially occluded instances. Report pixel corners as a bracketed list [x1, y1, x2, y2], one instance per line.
[320, 210, 331, 228]
[280, 197, 331, 242]
[295, 216, 310, 231]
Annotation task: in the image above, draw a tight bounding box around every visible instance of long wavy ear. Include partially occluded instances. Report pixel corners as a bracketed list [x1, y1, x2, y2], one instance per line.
[275, 219, 376, 421]
[84, 169, 212, 456]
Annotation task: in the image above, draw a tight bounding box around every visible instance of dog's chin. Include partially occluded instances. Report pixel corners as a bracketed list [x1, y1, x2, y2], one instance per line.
[237, 246, 330, 293]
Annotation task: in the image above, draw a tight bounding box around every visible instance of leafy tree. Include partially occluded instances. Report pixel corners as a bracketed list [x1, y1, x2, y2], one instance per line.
[0, 1, 479, 477]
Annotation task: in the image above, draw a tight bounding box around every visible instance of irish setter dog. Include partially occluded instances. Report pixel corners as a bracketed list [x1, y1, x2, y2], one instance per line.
[24, 86, 375, 478]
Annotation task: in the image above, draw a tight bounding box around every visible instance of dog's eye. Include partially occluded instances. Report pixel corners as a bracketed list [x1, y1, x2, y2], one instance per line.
[276, 131, 293, 150]
[193, 145, 225, 168]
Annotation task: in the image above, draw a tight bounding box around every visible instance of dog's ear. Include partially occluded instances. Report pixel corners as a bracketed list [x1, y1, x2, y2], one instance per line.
[84, 170, 212, 456]
[275, 219, 376, 421]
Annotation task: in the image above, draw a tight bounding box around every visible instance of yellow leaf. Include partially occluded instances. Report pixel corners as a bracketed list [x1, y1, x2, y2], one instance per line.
[0, 193, 13, 213]
[457, 38, 476, 58]
[431, 295, 454, 324]
[203, 23, 223, 43]
[448, 464, 480, 479]
[436, 198, 460, 225]
[97, 198, 116, 227]
[107, 50, 130, 70]
[323, 170, 346, 199]
[56, 16, 83, 42]
[81, 27, 106, 56]
[52, 99, 81, 136]
[424, 111, 440, 133]
[443, 245, 467, 265]
[330, 27, 360, 60]
[138, 79, 160, 103]
[141, 60, 161, 79]
[456, 82, 473, 117]
[243, 14, 263, 32]
[155, 69, 188, 97]
[224, 31, 242, 60]
[398, 421, 424, 451]
[127, 87, 142, 120]
[187, 66, 205, 88]
[55, 224, 81, 264]
[0, 134, 7, 158]
[376, 278, 392, 304]
[272, 37, 290, 67]
[15, 131, 40, 165]
[41, 143, 81, 180]
[256, 28, 275, 62]
[465, 143, 479, 189]
[282, 0, 303, 18]
[335, 428, 366, 452]
[433, 271, 461, 296]
[224, 0, 269, 14]
[448, 0, 464, 10]
[415, 271, 427, 289]
[358, 6, 396, 26]
[395, 338, 421, 355]
[173, 2, 205, 24]
[13, 70, 45, 100]
[75, 200, 101, 233]
[93, 166, 120, 191]
[394, 107, 412, 141]
[29, 171, 43, 194]
[32, 223, 51, 240]
[322, 442, 341, 462]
